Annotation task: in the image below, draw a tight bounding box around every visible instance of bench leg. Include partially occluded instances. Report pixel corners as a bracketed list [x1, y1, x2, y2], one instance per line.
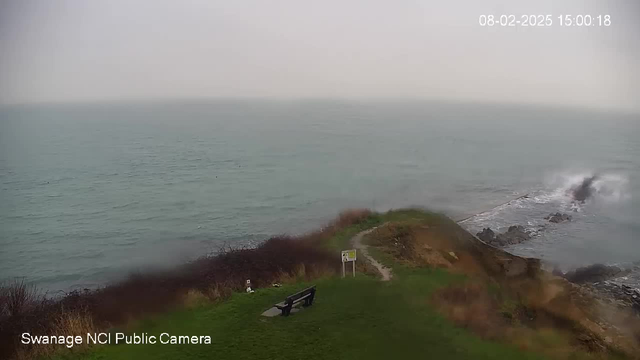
[282, 303, 293, 316]
[304, 296, 312, 307]
[306, 289, 316, 306]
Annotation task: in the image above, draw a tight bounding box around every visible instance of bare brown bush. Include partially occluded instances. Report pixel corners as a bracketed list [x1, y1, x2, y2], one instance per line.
[300, 208, 373, 246]
[1, 280, 40, 317]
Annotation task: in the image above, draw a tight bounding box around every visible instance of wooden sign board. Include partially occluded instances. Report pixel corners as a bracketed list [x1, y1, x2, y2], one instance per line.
[341, 249, 356, 262]
[341, 249, 356, 277]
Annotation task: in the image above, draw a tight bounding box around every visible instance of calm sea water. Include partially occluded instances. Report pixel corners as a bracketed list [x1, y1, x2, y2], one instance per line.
[1, 101, 638, 293]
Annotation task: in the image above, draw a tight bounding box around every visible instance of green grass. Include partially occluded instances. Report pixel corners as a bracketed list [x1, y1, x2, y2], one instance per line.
[378, 208, 444, 223]
[55, 271, 545, 360]
[51, 210, 549, 360]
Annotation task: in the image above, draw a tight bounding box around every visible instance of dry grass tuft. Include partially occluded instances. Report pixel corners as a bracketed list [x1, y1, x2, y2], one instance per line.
[182, 290, 210, 308]
[366, 222, 457, 269]
[365, 223, 420, 262]
[56, 310, 95, 337]
[431, 282, 613, 359]
[204, 284, 233, 302]
[432, 282, 506, 339]
[10, 310, 96, 360]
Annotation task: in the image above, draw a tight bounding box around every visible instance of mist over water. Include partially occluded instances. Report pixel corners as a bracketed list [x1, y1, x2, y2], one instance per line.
[463, 169, 635, 258]
[0, 101, 638, 292]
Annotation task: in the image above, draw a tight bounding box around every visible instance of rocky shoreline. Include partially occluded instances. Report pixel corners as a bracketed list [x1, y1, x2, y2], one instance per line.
[475, 225, 531, 247]
[554, 264, 640, 314]
[474, 218, 640, 315]
[587, 281, 640, 313]
[560, 264, 630, 284]
[474, 212, 574, 247]
[468, 173, 639, 312]
[544, 212, 572, 223]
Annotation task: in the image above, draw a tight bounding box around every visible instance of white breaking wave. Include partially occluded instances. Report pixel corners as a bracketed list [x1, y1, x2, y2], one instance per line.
[461, 169, 631, 231]
[590, 174, 631, 203]
[543, 170, 631, 205]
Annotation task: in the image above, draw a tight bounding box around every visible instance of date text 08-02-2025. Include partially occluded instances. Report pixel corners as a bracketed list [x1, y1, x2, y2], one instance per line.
[479, 14, 610, 27]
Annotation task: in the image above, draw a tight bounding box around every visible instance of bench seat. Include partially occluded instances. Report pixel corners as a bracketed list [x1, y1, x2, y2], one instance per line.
[274, 286, 316, 316]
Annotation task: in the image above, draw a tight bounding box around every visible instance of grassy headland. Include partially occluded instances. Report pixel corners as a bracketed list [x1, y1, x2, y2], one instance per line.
[2, 209, 639, 360]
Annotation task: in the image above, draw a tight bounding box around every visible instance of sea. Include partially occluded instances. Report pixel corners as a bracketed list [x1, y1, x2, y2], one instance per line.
[1, 100, 638, 294]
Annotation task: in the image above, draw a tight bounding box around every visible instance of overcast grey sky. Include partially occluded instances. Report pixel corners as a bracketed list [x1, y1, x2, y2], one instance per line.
[1, 0, 638, 111]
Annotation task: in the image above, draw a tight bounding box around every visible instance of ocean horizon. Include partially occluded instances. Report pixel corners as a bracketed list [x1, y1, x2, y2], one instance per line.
[1, 100, 638, 293]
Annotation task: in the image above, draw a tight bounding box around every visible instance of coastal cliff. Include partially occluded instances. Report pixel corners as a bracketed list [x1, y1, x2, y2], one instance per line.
[2, 209, 639, 360]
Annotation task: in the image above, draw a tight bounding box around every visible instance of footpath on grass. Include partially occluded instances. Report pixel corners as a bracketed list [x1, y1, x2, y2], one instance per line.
[350, 226, 392, 281]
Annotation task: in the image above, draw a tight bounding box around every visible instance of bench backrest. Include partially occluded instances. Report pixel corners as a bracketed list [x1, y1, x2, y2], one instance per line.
[286, 286, 316, 303]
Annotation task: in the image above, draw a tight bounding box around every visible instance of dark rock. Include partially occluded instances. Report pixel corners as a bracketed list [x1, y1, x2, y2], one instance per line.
[476, 226, 531, 247]
[544, 212, 572, 223]
[570, 175, 598, 202]
[587, 281, 640, 314]
[476, 228, 496, 243]
[495, 225, 531, 245]
[564, 264, 629, 284]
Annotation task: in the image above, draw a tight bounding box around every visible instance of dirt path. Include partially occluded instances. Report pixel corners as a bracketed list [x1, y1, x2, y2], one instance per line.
[351, 227, 392, 281]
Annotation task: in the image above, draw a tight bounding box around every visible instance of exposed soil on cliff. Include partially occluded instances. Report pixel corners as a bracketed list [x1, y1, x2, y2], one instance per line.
[363, 216, 640, 359]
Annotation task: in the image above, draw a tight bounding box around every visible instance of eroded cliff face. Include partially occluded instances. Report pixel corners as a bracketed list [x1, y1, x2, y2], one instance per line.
[365, 217, 542, 279]
[363, 217, 640, 357]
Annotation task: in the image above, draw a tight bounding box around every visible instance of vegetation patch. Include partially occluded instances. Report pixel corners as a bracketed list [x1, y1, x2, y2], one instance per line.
[50, 270, 547, 360]
[0, 209, 373, 360]
[364, 216, 640, 359]
[3, 208, 639, 360]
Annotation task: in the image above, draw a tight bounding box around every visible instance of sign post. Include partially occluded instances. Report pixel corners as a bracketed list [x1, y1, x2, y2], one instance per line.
[341, 249, 357, 278]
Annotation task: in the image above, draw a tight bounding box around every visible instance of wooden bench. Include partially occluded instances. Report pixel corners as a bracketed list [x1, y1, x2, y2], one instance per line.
[274, 286, 316, 316]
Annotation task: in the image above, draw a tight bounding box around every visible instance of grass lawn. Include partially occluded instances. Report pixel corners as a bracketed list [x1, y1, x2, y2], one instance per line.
[54, 238, 549, 360]
[56, 272, 545, 360]
[16, 208, 631, 360]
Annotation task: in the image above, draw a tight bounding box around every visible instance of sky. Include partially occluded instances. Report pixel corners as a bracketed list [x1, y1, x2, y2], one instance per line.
[0, 0, 639, 111]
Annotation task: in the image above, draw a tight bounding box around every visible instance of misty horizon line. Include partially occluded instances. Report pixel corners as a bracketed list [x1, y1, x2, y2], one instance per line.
[2, 96, 638, 116]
